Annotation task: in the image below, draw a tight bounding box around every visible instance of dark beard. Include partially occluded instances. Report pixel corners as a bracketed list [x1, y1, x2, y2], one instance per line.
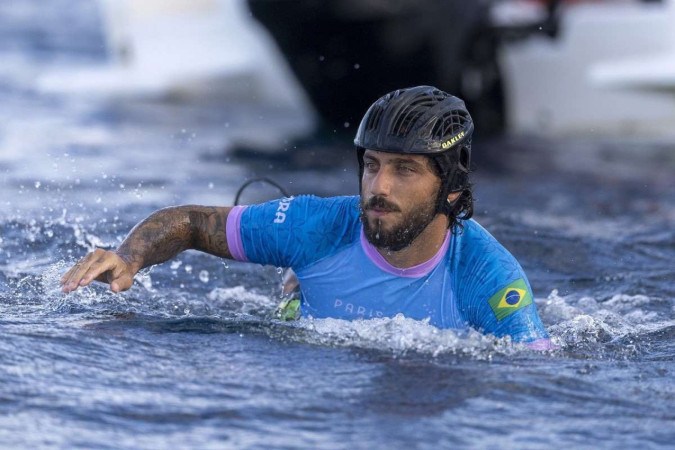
[360, 195, 438, 252]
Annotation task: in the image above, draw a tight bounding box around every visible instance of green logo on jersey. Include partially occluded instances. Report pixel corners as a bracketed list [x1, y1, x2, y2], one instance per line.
[488, 278, 533, 321]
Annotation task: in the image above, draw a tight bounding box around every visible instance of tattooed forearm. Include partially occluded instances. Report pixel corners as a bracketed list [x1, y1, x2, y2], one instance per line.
[115, 206, 232, 272]
[188, 207, 231, 258]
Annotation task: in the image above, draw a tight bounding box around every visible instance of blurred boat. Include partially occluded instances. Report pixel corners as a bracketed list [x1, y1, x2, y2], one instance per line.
[247, 0, 521, 136]
[37, 0, 315, 150]
[502, 0, 675, 136]
[37, 0, 312, 112]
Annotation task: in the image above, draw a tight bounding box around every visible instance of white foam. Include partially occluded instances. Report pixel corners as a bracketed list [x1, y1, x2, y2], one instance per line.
[207, 285, 276, 316]
[539, 289, 674, 348]
[289, 314, 521, 359]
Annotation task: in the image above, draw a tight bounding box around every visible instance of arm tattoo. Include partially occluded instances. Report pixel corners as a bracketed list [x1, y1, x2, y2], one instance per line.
[116, 206, 232, 272]
[188, 207, 231, 258]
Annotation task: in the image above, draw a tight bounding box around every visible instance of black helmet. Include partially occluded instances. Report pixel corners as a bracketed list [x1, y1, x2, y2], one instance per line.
[354, 86, 473, 216]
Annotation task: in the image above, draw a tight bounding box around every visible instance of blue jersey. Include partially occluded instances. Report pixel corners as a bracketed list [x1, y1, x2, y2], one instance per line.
[226, 195, 549, 343]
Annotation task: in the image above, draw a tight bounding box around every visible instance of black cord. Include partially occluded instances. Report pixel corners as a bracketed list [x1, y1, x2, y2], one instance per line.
[234, 177, 291, 206]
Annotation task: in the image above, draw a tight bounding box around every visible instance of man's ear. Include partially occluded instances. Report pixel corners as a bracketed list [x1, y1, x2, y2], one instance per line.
[447, 191, 461, 205]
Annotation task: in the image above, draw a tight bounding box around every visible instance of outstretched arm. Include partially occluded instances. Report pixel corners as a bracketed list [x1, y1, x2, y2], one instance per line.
[60, 205, 232, 293]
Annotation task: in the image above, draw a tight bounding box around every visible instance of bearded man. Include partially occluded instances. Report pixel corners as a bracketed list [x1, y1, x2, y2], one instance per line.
[61, 86, 550, 348]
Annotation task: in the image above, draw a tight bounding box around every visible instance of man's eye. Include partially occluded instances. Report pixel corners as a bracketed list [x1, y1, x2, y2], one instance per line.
[398, 166, 415, 174]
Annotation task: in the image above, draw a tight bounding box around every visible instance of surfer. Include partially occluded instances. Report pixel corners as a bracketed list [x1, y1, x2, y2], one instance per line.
[61, 86, 551, 348]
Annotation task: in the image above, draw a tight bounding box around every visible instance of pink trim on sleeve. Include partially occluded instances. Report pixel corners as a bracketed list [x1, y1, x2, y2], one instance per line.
[226, 205, 248, 262]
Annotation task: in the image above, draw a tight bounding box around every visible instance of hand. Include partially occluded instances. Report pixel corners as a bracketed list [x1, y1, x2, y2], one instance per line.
[61, 249, 136, 293]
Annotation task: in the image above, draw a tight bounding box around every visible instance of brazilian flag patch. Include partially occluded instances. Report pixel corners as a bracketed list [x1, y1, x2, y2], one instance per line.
[488, 278, 533, 321]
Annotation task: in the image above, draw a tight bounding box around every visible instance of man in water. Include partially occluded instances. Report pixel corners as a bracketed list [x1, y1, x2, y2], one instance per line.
[61, 86, 551, 348]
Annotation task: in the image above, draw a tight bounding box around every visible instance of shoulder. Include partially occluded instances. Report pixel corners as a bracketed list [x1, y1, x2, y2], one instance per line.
[453, 219, 520, 277]
[237, 195, 362, 269]
[242, 195, 360, 226]
[456, 219, 501, 248]
[450, 219, 548, 342]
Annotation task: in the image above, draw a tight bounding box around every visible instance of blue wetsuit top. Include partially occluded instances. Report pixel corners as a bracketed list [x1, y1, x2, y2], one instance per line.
[226, 195, 549, 344]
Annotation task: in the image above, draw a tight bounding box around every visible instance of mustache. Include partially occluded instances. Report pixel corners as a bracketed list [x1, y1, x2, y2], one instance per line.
[363, 196, 401, 213]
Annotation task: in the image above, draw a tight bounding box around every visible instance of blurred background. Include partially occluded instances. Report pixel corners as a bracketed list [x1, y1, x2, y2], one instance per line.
[3, 0, 674, 219]
[15, 0, 675, 153]
[25, 0, 675, 141]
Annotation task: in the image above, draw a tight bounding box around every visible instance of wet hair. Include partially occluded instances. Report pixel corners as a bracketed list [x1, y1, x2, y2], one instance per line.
[428, 154, 474, 231]
[434, 168, 474, 231]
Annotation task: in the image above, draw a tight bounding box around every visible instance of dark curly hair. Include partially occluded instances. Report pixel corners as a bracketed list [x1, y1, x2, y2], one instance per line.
[428, 153, 474, 232]
[446, 183, 474, 232]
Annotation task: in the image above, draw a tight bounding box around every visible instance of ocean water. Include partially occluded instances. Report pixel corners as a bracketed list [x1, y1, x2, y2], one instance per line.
[1, 1, 674, 449]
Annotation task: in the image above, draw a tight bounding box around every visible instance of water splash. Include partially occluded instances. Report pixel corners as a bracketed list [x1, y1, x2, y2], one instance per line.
[198, 270, 209, 283]
[276, 315, 525, 360]
[539, 289, 674, 358]
[206, 285, 276, 317]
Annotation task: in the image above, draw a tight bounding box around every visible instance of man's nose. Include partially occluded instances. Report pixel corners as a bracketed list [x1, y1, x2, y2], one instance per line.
[368, 168, 392, 196]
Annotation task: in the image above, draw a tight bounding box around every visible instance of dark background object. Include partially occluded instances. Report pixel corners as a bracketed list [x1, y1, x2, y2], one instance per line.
[247, 0, 560, 139]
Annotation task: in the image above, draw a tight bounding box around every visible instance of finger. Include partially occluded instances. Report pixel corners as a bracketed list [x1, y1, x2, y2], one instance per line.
[61, 254, 99, 292]
[110, 273, 134, 293]
[78, 256, 120, 286]
[107, 259, 134, 293]
[62, 266, 92, 292]
[60, 255, 92, 284]
[60, 263, 80, 284]
[61, 250, 107, 292]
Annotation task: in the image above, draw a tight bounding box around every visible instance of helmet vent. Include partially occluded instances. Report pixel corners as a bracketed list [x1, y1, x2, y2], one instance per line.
[391, 97, 436, 137]
[365, 103, 384, 131]
[458, 139, 471, 172]
[432, 110, 471, 141]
